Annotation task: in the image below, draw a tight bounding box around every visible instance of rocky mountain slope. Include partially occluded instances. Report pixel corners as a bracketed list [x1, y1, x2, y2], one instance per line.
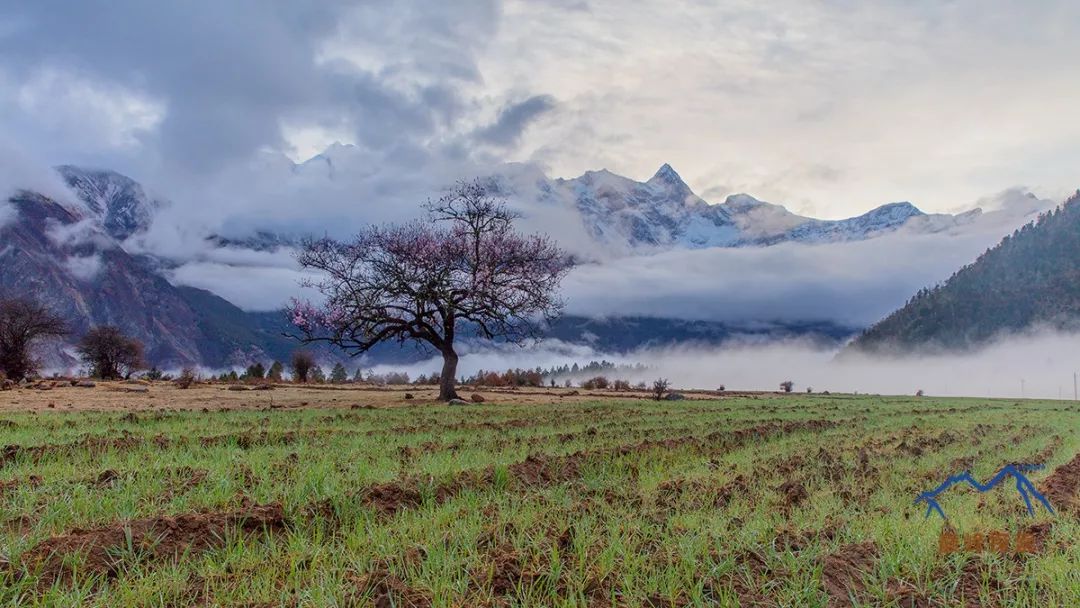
[0, 182, 294, 369]
[849, 190, 1080, 352]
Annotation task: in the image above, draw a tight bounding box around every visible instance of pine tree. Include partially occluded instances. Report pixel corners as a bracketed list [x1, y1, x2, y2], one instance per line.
[245, 362, 265, 380]
[311, 366, 326, 383]
[330, 362, 348, 383]
[267, 361, 284, 381]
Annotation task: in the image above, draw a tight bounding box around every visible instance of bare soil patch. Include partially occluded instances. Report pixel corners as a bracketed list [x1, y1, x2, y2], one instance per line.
[1039, 452, 1080, 514]
[821, 541, 878, 607]
[18, 503, 286, 587]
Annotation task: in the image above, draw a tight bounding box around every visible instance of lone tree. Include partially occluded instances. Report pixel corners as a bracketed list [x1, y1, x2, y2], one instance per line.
[290, 350, 315, 383]
[0, 295, 67, 381]
[77, 326, 145, 380]
[651, 378, 670, 401]
[288, 181, 572, 401]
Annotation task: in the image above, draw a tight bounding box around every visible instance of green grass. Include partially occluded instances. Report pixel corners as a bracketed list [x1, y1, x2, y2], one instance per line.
[1, 395, 1078, 606]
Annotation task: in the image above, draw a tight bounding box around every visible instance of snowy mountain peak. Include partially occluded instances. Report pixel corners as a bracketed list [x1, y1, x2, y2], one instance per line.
[864, 201, 923, 220]
[647, 163, 688, 189]
[55, 165, 160, 240]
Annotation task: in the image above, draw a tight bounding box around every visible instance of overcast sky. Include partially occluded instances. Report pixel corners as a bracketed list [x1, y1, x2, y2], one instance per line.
[3, 0, 1080, 220]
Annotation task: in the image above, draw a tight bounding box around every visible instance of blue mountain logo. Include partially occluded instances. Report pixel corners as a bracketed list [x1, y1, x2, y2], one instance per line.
[915, 463, 1055, 519]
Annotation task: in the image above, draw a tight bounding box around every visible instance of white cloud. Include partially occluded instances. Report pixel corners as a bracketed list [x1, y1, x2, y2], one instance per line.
[488, 0, 1080, 217]
[0, 138, 79, 206]
[0, 200, 14, 229]
[561, 218, 1037, 326]
[12, 67, 164, 151]
[628, 328, 1080, 400]
[368, 328, 1080, 400]
[167, 261, 319, 311]
[64, 254, 103, 281]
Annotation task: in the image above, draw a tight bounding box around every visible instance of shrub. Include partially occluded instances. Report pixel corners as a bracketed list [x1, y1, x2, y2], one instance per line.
[612, 379, 631, 391]
[582, 376, 610, 390]
[77, 326, 145, 380]
[0, 296, 67, 381]
[780, 380, 794, 393]
[290, 350, 315, 383]
[175, 367, 197, 389]
[651, 378, 670, 401]
[144, 367, 164, 381]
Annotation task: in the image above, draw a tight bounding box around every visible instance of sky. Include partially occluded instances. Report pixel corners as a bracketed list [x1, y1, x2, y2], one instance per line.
[3, 0, 1080, 221]
[0, 0, 1076, 334]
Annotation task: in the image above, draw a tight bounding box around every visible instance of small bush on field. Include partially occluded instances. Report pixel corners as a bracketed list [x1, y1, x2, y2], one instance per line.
[463, 368, 543, 387]
[290, 351, 315, 383]
[612, 379, 631, 391]
[780, 380, 794, 393]
[413, 373, 439, 385]
[175, 367, 197, 389]
[651, 378, 670, 401]
[582, 376, 610, 390]
[77, 326, 145, 380]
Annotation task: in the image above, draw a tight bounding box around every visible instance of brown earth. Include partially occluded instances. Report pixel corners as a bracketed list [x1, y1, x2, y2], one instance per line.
[821, 541, 878, 607]
[1039, 452, 1080, 514]
[0, 381, 760, 412]
[18, 503, 286, 587]
[349, 566, 433, 608]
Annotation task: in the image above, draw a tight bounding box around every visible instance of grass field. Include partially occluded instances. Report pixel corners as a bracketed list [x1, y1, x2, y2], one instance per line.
[1, 385, 1079, 606]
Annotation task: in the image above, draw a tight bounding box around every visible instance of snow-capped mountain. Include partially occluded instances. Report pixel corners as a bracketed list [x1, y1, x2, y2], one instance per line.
[531, 163, 981, 251]
[56, 165, 163, 241]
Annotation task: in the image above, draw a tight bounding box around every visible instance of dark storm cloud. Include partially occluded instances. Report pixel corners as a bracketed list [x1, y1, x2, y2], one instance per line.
[0, 0, 501, 172]
[474, 95, 557, 147]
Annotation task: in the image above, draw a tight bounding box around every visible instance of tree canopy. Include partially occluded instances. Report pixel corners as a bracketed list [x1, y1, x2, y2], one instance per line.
[288, 181, 572, 400]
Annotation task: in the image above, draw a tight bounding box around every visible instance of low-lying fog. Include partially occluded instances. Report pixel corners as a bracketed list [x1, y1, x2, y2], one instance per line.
[369, 329, 1080, 400]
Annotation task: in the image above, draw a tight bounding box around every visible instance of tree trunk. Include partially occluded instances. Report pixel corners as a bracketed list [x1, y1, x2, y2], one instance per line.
[438, 348, 460, 401]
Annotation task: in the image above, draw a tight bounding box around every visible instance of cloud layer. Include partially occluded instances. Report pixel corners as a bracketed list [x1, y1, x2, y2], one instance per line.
[4, 0, 1080, 222]
[375, 328, 1080, 401]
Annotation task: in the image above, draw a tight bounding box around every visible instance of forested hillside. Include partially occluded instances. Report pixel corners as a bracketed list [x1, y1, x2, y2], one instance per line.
[850, 190, 1080, 352]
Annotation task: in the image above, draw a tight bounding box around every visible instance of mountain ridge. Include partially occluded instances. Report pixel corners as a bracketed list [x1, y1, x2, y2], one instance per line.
[848, 190, 1080, 352]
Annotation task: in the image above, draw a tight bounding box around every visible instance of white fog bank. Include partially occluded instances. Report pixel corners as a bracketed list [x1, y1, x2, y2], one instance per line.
[373, 329, 1080, 400]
